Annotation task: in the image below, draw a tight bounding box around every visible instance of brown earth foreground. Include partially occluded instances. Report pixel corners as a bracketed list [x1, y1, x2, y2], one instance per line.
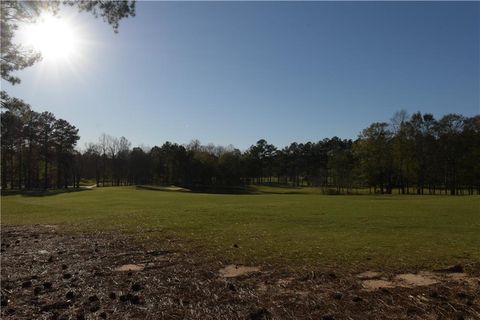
[1, 225, 479, 320]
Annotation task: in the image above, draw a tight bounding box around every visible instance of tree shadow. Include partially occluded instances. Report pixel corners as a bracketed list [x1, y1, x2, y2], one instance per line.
[256, 182, 304, 189]
[136, 184, 363, 195]
[135, 184, 318, 195]
[188, 185, 256, 195]
[136, 184, 257, 195]
[1, 187, 93, 197]
[136, 185, 191, 193]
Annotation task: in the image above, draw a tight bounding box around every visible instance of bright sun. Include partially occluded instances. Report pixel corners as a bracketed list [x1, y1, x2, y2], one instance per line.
[22, 13, 79, 61]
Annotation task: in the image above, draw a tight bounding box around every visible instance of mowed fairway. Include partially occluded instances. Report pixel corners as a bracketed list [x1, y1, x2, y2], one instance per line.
[2, 187, 479, 271]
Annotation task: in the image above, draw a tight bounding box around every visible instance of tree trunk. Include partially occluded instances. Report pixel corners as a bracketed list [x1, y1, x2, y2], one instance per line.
[57, 158, 62, 189]
[26, 145, 32, 190]
[44, 159, 48, 189]
[1, 150, 8, 189]
[18, 151, 23, 189]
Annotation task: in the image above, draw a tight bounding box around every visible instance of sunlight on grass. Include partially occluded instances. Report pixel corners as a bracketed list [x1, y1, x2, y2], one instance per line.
[2, 187, 479, 271]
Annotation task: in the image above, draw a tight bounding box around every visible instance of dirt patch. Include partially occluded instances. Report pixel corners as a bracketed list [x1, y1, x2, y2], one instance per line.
[395, 272, 439, 287]
[361, 271, 479, 292]
[2, 225, 480, 320]
[356, 271, 382, 279]
[362, 279, 397, 290]
[219, 265, 260, 278]
[359, 271, 440, 291]
[114, 264, 145, 272]
[41, 224, 59, 231]
[445, 272, 473, 283]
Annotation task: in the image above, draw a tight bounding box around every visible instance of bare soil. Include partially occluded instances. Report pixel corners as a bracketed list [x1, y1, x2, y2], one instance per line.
[1, 225, 479, 319]
[219, 265, 261, 278]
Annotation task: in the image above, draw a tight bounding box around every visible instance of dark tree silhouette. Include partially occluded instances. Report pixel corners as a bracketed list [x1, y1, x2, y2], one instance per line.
[1, 93, 79, 189]
[1, 98, 479, 195]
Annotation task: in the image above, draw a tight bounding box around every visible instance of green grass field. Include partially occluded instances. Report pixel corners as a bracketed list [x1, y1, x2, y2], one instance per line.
[2, 186, 479, 272]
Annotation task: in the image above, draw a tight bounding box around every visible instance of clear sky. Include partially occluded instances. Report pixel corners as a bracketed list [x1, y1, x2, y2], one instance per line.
[3, 1, 479, 150]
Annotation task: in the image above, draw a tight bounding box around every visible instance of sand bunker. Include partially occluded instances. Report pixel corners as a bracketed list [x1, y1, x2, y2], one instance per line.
[114, 264, 145, 272]
[219, 265, 260, 278]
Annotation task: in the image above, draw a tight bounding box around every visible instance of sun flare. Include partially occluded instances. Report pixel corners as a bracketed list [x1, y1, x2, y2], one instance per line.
[22, 13, 80, 61]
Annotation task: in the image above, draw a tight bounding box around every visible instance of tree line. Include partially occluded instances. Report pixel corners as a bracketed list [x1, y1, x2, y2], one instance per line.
[1, 92, 80, 189]
[1, 94, 479, 194]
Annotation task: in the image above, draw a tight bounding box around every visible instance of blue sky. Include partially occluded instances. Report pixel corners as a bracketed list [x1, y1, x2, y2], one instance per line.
[3, 1, 479, 150]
